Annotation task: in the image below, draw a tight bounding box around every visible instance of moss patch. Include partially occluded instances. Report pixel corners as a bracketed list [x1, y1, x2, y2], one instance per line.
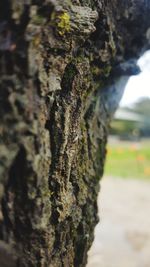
[57, 12, 71, 36]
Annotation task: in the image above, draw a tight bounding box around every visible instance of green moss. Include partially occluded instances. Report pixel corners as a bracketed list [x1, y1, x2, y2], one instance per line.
[32, 15, 46, 25]
[91, 63, 112, 79]
[91, 66, 101, 76]
[57, 12, 71, 36]
[61, 63, 78, 91]
[103, 65, 112, 77]
[32, 35, 41, 47]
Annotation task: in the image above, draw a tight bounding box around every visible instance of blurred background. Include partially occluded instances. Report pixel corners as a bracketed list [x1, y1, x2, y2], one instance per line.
[87, 50, 150, 267]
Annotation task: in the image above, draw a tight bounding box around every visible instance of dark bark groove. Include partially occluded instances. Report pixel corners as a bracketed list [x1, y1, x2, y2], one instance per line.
[0, 1, 150, 266]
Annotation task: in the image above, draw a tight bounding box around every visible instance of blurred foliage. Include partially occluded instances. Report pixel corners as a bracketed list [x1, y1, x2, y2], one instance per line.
[133, 97, 150, 116]
[105, 140, 150, 179]
[110, 97, 150, 139]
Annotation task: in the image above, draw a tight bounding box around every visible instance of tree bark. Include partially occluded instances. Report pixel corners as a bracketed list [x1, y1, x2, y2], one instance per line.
[0, 1, 150, 266]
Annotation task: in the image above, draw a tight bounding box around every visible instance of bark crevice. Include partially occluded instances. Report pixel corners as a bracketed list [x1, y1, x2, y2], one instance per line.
[0, 1, 150, 266]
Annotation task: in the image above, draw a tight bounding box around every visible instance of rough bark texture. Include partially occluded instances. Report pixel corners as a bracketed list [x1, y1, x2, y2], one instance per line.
[0, 1, 150, 267]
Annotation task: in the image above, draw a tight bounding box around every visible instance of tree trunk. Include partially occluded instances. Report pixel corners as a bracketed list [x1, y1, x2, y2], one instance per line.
[0, 1, 149, 266]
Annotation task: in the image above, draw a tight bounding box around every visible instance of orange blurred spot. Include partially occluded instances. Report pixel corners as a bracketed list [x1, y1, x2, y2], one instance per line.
[136, 155, 145, 162]
[129, 144, 138, 152]
[144, 167, 150, 176]
[107, 148, 111, 155]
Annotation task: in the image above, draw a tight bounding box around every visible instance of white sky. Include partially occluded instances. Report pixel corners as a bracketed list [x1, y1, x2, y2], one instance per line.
[120, 50, 150, 107]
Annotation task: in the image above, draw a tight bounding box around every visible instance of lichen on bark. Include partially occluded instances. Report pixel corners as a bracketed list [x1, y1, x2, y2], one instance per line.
[0, 0, 150, 267]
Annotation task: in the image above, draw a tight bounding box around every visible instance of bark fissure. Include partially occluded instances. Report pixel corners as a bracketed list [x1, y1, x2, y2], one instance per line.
[0, 1, 150, 266]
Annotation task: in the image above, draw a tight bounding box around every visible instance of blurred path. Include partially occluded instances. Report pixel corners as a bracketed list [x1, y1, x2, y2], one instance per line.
[87, 176, 150, 267]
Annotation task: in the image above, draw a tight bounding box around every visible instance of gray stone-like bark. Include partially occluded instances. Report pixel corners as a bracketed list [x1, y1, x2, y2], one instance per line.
[0, 1, 150, 266]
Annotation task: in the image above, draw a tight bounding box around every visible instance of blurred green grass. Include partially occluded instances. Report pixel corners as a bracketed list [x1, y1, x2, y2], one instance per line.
[105, 139, 150, 179]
